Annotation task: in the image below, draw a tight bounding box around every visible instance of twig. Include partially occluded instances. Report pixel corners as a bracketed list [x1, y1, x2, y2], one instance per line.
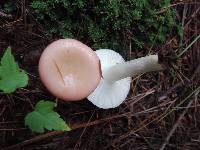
[159, 63, 200, 101]
[159, 89, 199, 150]
[178, 34, 200, 57]
[156, 1, 200, 14]
[74, 111, 95, 149]
[0, 18, 23, 28]
[2, 107, 169, 150]
[185, 7, 200, 28]
[112, 86, 200, 145]
[2, 131, 64, 150]
[0, 128, 26, 131]
[0, 112, 135, 150]
[158, 82, 183, 101]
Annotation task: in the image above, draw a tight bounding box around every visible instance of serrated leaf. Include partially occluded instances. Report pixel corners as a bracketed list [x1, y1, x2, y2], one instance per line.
[25, 100, 71, 133]
[0, 47, 29, 93]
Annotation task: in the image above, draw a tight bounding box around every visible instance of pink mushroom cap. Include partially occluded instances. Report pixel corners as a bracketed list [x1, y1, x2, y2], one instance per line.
[39, 39, 101, 101]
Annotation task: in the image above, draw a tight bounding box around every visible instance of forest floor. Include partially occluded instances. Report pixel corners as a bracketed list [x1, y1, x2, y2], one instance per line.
[0, 1, 200, 150]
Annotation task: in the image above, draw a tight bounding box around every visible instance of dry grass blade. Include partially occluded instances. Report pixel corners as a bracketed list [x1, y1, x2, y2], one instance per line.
[159, 89, 199, 150]
[178, 34, 200, 57]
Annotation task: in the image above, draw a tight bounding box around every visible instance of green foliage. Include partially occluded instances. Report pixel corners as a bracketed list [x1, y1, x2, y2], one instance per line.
[1, 1, 17, 13]
[0, 47, 29, 93]
[25, 100, 71, 133]
[31, 0, 178, 52]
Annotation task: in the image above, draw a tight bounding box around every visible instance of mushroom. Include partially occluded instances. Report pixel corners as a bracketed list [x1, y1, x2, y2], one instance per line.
[87, 49, 163, 109]
[39, 39, 101, 101]
[39, 39, 163, 109]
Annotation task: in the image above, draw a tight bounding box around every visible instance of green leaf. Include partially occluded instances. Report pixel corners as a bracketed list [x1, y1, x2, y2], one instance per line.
[0, 47, 29, 93]
[25, 100, 71, 133]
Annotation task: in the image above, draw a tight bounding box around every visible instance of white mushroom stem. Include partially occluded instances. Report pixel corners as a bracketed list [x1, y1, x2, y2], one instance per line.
[103, 55, 163, 84]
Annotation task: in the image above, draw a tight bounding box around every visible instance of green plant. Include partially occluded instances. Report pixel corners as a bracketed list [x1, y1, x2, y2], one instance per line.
[31, 0, 178, 53]
[32, 0, 176, 50]
[0, 47, 29, 93]
[25, 100, 71, 133]
[0, 1, 17, 13]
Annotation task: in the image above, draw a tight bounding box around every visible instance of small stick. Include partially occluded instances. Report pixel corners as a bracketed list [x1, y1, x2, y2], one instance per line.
[3, 131, 64, 150]
[159, 90, 199, 150]
[2, 107, 164, 150]
[178, 34, 200, 58]
[2, 112, 133, 150]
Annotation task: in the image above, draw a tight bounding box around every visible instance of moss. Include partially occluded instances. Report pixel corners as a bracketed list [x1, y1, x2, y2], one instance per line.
[31, 0, 178, 53]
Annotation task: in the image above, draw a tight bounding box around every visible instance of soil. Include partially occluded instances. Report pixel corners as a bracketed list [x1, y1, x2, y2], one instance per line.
[0, 1, 200, 150]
